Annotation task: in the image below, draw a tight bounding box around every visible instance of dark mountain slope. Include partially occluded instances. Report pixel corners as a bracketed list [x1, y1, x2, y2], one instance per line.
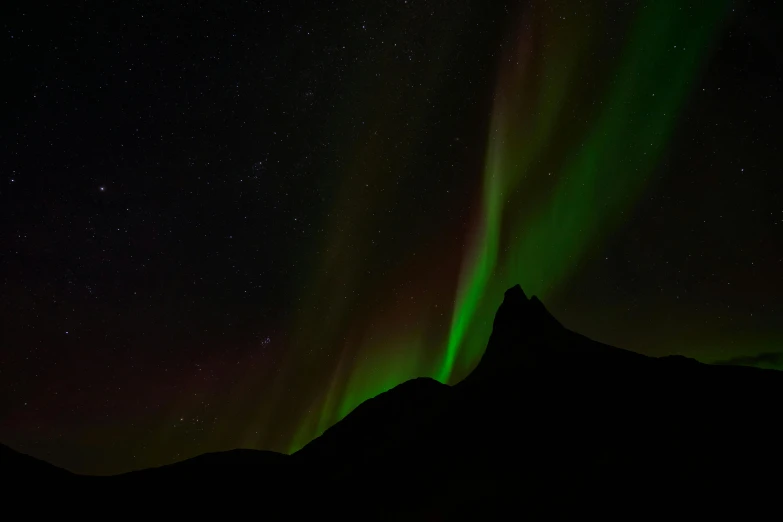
[292, 377, 450, 474]
[289, 285, 783, 517]
[0, 443, 74, 483]
[3, 285, 782, 518]
[114, 448, 289, 484]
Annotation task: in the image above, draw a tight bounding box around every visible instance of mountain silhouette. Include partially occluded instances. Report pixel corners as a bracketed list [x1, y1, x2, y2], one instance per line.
[3, 285, 782, 518]
[0, 443, 74, 483]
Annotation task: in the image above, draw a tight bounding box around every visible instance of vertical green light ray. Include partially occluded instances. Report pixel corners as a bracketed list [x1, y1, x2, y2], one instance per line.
[438, 136, 503, 383]
[288, 333, 426, 454]
[440, 4, 583, 382]
[443, 0, 729, 382]
[281, 0, 730, 453]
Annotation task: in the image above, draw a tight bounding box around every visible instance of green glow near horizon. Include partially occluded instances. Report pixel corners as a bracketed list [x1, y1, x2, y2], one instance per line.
[288, 333, 425, 454]
[286, 0, 730, 454]
[439, 0, 729, 383]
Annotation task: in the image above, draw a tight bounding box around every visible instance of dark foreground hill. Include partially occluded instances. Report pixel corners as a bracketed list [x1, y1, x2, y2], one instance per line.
[3, 285, 782, 518]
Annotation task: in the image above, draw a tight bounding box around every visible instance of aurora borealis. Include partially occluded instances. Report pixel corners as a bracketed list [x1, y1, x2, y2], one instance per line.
[3, 0, 782, 474]
[442, 0, 731, 383]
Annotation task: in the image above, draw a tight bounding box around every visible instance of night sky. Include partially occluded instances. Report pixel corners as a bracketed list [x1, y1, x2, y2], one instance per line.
[2, 0, 781, 475]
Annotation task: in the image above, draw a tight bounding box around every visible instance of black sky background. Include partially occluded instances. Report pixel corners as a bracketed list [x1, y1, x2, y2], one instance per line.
[1, 0, 782, 474]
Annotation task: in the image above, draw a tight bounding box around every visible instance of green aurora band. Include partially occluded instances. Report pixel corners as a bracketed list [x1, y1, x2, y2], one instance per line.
[439, 0, 730, 383]
[287, 0, 730, 453]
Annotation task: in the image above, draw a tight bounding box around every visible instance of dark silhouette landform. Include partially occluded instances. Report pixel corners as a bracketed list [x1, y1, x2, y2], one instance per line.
[4, 285, 781, 518]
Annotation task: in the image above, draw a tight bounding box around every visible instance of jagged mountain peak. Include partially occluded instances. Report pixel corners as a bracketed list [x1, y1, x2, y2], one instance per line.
[468, 285, 564, 380]
[4, 286, 783, 518]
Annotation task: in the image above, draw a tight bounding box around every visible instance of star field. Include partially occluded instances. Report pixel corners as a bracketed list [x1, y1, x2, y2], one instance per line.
[1, 0, 781, 474]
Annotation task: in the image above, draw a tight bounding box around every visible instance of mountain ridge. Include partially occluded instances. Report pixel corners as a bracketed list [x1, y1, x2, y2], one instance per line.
[3, 286, 781, 517]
